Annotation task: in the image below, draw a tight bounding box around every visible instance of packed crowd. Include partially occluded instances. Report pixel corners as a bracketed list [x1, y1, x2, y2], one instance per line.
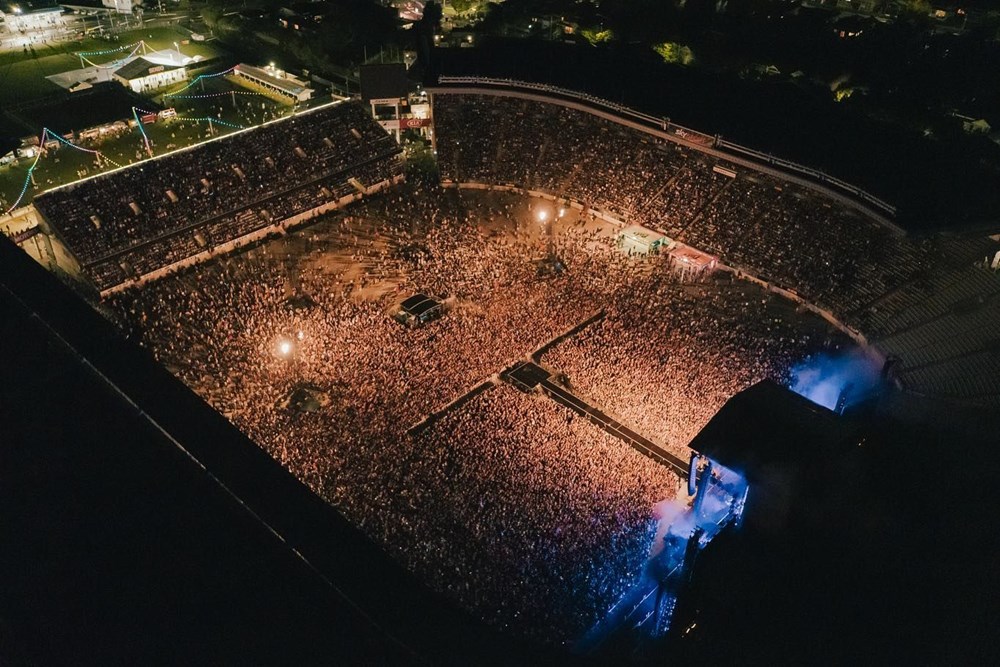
[433, 93, 928, 319]
[406, 386, 672, 640]
[112, 186, 839, 644]
[35, 101, 402, 291]
[543, 276, 818, 455]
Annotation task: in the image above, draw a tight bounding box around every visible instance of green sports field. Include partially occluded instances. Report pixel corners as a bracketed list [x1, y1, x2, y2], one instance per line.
[0, 76, 292, 213]
[0, 26, 225, 106]
[0, 25, 238, 212]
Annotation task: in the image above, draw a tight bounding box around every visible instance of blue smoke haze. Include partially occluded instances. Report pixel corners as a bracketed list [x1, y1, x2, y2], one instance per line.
[789, 348, 881, 410]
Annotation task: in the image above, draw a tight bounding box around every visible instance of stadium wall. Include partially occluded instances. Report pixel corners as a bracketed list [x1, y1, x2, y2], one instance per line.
[427, 80, 903, 235]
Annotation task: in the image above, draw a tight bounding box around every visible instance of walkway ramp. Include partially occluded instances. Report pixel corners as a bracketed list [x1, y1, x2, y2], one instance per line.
[502, 361, 689, 476]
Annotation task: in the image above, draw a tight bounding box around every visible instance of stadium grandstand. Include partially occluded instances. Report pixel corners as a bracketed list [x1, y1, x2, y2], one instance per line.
[3, 72, 1000, 665]
[33, 101, 402, 294]
[428, 84, 1000, 405]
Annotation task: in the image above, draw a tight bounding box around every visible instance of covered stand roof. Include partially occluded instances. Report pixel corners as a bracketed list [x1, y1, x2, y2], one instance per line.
[234, 63, 310, 97]
[113, 57, 184, 81]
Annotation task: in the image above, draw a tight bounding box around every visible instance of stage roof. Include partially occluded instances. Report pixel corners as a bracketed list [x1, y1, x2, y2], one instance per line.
[688, 379, 858, 477]
[666, 380, 1000, 665]
[114, 57, 183, 81]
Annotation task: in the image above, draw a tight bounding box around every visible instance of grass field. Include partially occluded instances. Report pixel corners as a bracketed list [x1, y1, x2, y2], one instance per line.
[0, 26, 225, 106]
[0, 74, 292, 213]
[0, 25, 239, 211]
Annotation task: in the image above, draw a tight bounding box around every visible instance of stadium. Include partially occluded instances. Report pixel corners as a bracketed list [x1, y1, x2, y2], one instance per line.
[2, 76, 999, 664]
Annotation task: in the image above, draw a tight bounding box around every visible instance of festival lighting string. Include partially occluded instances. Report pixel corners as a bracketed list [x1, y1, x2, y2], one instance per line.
[132, 107, 155, 157]
[130, 102, 248, 159]
[164, 66, 238, 97]
[3, 131, 46, 216]
[76, 42, 143, 69]
[166, 90, 265, 100]
[3, 129, 124, 215]
[75, 42, 141, 58]
[173, 115, 246, 129]
[45, 129, 125, 169]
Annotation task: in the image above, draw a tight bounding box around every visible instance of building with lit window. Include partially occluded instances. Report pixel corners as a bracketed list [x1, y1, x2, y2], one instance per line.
[113, 57, 187, 93]
[0, 5, 63, 32]
[102, 0, 140, 14]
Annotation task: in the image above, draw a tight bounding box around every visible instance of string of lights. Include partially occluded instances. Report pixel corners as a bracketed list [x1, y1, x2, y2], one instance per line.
[131, 108, 154, 157]
[132, 105, 244, 138]
[4, 83, 257, 214]
[174, 115, 246, 130]
[44, 129, 124, 169]
[79, 43, 144, 70]
[164, 66, 238, 97]
[3, 130, 47, 216]
[3, 128, 126, 215]
[75, 42, 140, 58]
[167, 91, 265, 100]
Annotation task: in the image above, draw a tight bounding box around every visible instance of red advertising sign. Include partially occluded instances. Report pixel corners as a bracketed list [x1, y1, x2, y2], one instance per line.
[399, 117, 431, 129]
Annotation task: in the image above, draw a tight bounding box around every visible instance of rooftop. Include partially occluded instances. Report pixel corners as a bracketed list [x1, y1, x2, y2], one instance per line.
[689, 379, 858, 477]
[400, 293, 442, 317]
[235, 63, 310, 96]
[114, 56, 184, 81]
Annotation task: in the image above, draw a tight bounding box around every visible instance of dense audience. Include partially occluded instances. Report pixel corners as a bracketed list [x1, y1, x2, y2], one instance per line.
[47, 88, 962, 640]
[112, 186, 835, 644]
[35, 102, 402, 291]
[543, 275, 812, 454]
[431, 93, 1000, 404]
[433, 94, 929, 319]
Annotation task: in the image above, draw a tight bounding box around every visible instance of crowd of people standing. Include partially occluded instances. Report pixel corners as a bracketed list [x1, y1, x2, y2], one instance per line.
[112, 185, 836, 644]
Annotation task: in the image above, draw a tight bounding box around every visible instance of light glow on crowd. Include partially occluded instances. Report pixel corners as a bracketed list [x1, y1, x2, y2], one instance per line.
[113, 186, 836, 645]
